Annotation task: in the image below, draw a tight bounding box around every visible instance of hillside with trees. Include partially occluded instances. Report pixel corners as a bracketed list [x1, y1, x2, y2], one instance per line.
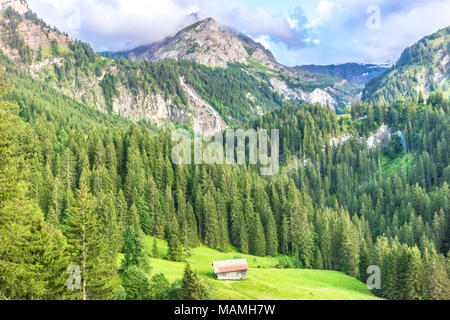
[363, 27, 450, 104]
[0, 0, 449, 301]
[1, 64, 449, 299]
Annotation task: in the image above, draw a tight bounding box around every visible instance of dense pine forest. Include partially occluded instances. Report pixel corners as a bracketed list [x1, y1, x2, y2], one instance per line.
[1, 64, 449, 299]
[0, 1, 449, 302]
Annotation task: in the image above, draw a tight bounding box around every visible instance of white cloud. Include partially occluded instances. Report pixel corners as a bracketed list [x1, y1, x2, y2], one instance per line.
[253, 35, 272, 51]
[28, 0, 196, 50]
[281, 0, 450, 65]
[27, 0, 310, 51]
[317, 1, 334, 20]
[26, 0, 450, 65]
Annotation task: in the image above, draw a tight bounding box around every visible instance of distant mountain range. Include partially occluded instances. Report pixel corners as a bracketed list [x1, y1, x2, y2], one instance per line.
[0, 0, 363, 135]
[296, 63, 390, 86]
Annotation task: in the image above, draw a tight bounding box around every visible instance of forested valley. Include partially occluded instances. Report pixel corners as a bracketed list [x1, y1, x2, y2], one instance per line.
[0, 1, 449, 302]
[1, 66, 449, 299]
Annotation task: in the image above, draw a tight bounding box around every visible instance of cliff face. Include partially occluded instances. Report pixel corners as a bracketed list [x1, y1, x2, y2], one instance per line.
[0, 0, 71, 58]
[179, 76, 227, 135]
[16, 17, 71, 52]
[37, 58, 225, 135]
[0, 0, 28, 14]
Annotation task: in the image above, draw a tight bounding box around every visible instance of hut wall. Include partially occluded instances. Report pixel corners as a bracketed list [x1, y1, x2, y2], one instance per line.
[216, 270, 247, 280]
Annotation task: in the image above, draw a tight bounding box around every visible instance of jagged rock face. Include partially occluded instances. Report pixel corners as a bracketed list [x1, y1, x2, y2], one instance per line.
[124, 18, 281, 70]
[31, 58, 224, 134]
[18, 19, 71, 52]
[0, 0, 28, 14]
[0, 0, 71, 61]
[179, 76, 227, 135]
[30, 58, 223, 134]
[269, 77, 337, 111]
[308, 89, 336, 111]
[111, 88, 191, 127]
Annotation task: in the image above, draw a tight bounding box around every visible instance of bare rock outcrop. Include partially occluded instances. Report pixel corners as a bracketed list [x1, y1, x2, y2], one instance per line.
[179, 76, 227, 135]
[0, 0, 28, 14]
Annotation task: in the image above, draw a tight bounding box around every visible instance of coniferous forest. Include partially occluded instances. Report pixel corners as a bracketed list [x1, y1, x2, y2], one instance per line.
[0, 1, 449, 302]
[1, 69, 449, 299]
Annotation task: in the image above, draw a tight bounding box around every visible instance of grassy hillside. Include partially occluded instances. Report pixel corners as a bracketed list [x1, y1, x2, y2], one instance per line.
[380, 153, 416, 176]
[141, 237, 381, 300]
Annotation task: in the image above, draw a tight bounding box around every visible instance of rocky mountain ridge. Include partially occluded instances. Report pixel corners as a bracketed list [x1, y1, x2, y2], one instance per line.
[0, 0, 28, 14]
[115, 17, 281, 71]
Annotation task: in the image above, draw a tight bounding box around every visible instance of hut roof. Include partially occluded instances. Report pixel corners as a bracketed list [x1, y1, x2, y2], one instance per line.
[212, 259, 248, 274]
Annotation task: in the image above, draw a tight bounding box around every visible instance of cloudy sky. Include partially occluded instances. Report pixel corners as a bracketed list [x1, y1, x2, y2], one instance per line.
[27, 0, 450, 66]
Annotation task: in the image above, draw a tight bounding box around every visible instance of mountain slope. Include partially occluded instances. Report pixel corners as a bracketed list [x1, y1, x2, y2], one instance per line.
[0, 2, 360, 130]
[296, 63, 389, 85]
[0, 2, 231, 134]
[363, 26, 450, 103]
[111, 17, 362, 112]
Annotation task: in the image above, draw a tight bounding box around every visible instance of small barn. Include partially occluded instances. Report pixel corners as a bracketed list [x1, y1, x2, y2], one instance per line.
[212, 259, 248, 280]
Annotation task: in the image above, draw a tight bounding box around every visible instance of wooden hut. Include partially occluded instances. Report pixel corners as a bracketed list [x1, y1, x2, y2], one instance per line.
[212, 259, 248, 280]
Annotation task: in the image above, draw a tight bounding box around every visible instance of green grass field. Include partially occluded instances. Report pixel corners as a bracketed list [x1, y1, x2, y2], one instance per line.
[139, 237, 381, 300]
[381, 153, 415, 176]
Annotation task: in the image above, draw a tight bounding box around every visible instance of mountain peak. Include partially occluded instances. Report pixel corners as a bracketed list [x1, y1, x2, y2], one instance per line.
[202, 17, 217, 24]
[118, 17, 281, 70]
[0, 0, 29, 14]
[184, 17, 220, 34]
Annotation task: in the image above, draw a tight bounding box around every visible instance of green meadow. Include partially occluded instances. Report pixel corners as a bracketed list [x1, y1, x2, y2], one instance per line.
[139, 237, 382, 300]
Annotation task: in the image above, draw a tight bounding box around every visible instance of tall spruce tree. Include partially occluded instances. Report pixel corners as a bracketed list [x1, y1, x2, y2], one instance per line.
[120, 226, 152, 274]
[64, 185, 115, 300]
[250, 213, 266, 257]
[179, 262, 209, 300]
[167, 217, 185, 262]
